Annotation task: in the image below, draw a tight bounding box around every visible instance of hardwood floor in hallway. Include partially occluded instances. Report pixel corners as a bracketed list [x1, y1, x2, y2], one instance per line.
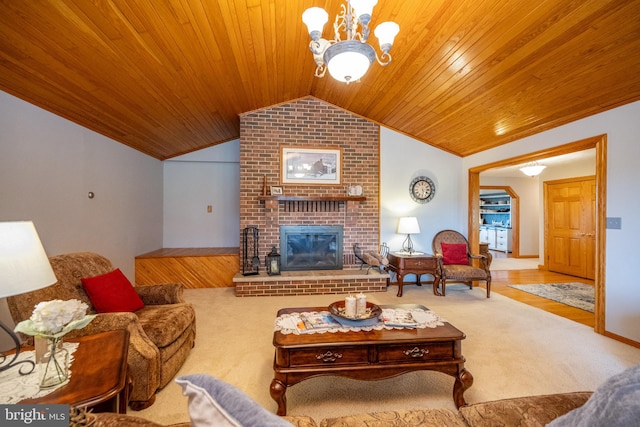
[485, 251, 595, 328]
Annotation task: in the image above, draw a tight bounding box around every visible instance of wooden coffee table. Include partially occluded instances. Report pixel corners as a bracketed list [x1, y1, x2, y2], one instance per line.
[270, 305, 473, 415]
[21, 329, 130, 413]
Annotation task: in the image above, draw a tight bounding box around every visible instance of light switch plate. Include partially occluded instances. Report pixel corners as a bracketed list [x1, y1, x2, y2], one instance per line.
[606, 217, 622, 229]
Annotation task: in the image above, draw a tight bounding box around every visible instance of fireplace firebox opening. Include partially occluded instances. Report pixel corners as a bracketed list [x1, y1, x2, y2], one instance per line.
[280, 225, 344, 271]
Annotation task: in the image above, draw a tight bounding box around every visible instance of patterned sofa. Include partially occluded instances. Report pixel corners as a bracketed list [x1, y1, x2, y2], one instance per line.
[7, 252, 196, 410]
[76, 392, 593, 426]
[77, 363, 640, 426]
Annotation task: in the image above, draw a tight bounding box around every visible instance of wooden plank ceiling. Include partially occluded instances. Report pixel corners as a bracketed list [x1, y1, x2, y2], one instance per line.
[1, 0, 639, 160]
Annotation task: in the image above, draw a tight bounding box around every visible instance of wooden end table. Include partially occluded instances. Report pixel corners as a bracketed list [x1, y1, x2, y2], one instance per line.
[270, 305, 473, 416]
[387, 252, 440, 297]
[21, 329, 130, 413]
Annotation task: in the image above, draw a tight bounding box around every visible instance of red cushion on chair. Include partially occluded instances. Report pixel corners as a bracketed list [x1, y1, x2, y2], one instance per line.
[441, 243, 469, 265]
[81, 268, 145, 313]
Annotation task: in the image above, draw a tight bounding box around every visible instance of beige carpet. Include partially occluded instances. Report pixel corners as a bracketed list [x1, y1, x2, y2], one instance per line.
[136, 285, 640, 425]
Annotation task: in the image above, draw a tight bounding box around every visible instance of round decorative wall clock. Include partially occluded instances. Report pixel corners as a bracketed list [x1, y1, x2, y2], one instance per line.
[409, 176, 436, 203]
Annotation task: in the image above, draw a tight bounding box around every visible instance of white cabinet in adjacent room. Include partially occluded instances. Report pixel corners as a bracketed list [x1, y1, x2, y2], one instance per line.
[479, 227, 489, 243]
[496, 228, 512, 252]
[480, 226, 497, 249]
[479, 226, 511, 253]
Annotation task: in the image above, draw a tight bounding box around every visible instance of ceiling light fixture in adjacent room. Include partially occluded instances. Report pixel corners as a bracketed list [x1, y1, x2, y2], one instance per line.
[302, 0, 399, 84]
[519, 161, 547, 177]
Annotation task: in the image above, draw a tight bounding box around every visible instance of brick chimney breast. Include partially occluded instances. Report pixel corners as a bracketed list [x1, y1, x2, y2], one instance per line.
[238, 97, 381, 296]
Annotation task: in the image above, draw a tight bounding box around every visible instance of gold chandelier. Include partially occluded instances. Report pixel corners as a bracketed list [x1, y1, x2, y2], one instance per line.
[302, 0, 399, 84]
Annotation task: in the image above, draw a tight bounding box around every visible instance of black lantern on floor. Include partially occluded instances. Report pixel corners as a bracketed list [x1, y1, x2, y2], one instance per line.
[265, 246, 281, 276]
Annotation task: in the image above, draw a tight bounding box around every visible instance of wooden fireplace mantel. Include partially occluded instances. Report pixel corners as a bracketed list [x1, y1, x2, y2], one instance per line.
[258, 195, 366, 202]
[259, 195, 365, 230]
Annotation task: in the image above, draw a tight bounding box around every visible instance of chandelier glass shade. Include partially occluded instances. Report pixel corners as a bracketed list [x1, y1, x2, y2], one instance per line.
[519, 161, 547, 177]
[302, 0, 399, 83]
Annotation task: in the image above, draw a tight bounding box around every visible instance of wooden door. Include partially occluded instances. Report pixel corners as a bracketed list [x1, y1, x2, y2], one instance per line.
[545, 177, 596, 279]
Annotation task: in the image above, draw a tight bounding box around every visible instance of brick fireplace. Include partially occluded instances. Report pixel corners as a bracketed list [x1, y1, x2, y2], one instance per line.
[235, 97, 386, 296]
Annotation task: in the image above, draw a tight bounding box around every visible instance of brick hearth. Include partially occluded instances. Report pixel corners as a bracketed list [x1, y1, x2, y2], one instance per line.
[238, 97, 380, 296]
[233, 270, 389, 297]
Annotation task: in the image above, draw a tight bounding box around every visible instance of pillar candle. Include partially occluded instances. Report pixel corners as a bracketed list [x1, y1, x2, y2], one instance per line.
[345, 295, 356, 318]
[356, 292, 367, 317]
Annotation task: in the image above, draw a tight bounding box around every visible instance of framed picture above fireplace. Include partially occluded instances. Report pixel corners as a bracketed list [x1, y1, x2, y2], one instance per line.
[281, 147, 341, 185]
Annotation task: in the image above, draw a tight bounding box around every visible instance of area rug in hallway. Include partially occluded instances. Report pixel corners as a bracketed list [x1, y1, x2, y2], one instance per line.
[507, 283, 594, 312]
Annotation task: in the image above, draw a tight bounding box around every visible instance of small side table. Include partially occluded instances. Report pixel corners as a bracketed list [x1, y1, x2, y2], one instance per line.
[21, 329, 130, 413]
[386, 252, 440, 297]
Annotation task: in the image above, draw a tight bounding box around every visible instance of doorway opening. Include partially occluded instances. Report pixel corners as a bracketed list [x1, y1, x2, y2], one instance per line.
[479, 186, 520, 257]
[468, 135, 607, 334]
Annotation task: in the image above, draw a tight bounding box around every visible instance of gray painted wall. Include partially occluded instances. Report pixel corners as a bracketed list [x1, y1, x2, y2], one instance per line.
[0, 91, 163, 349]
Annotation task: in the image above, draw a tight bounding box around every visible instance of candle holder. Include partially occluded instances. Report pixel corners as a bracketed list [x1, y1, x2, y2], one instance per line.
[328, 300, 382, 327]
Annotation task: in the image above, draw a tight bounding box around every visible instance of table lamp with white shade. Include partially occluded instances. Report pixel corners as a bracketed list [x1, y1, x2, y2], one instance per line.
[0, 221, 57, 375]
[397, 216, 421, 254]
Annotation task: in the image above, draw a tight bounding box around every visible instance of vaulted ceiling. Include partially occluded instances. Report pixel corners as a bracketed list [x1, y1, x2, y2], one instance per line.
[1, 1, 639, 160]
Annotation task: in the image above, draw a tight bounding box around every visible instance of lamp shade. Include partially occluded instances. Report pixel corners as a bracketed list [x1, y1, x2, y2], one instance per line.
[0, 221, 56, 299]
[397, 217, 420, 234]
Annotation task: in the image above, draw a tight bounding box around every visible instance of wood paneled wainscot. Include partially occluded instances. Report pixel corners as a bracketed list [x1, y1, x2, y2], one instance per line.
[135, 248, 239, 289]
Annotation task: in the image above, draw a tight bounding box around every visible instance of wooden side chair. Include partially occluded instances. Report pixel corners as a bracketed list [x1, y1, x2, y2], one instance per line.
[432, 230, 491, 298]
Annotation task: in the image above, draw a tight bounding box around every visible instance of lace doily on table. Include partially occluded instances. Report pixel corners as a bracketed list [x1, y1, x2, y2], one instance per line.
[0, 341, 79, 404]
[275, 308, 446, 335]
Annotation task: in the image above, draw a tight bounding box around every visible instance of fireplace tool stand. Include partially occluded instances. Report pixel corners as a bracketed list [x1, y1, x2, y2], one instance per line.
[242, 226, 260, 275]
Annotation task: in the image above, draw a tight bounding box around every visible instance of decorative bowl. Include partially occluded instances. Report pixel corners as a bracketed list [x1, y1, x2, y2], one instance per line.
[328, 301, 382, 322]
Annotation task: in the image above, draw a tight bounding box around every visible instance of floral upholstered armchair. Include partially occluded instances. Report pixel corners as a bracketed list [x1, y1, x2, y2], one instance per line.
[7, 252, 196, 410]
[432, 230, 491, 298]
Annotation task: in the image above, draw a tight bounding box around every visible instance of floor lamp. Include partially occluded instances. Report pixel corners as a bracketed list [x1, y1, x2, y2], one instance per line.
[397, 217, 420, 254]
[0, 221, 57, 375]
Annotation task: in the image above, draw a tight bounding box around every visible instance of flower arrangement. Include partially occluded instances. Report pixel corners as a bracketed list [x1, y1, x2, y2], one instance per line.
[14, 299, 96, 389]
[14, 299, 96, 338]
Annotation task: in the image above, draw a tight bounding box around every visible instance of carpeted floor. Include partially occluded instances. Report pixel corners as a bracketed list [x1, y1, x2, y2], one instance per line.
[135, 285, 640, 425]
[507, 283, 595, 312]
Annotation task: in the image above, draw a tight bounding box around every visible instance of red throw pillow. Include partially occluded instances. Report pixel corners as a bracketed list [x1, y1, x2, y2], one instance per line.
[81, 268, 145, 313]
[441, 243, 468, 265]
